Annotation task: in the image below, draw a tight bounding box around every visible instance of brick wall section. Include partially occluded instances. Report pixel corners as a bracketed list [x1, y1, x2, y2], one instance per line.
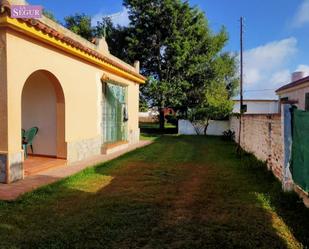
[230, 114, 284, 181]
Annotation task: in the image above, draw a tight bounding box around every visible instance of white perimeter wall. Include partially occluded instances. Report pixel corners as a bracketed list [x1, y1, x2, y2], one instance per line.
[178, 119, 230, 136]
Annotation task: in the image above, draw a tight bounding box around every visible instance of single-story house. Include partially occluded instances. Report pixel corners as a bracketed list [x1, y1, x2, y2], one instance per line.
[0, 0, 146, 183]
[233, 99, 279, 114]
[276, 72, 309, 111]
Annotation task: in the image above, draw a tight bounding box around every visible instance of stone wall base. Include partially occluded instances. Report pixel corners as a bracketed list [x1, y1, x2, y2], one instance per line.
[128, 128, 140, 145]
[67, 136, 101, 163]
[0, 151, 24, 183]
[100, 128, 140, 155]
[0, 154, 6, 183]
[101, 141, 129, 155]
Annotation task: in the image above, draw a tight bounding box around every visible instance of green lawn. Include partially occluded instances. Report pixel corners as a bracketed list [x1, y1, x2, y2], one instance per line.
[0, 136, 309, 248]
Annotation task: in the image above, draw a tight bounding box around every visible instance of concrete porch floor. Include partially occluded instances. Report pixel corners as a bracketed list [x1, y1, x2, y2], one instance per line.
[0, 140, 152, 201]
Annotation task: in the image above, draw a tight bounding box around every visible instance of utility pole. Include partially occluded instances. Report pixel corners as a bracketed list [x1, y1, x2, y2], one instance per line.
[238, 17, 244, 150]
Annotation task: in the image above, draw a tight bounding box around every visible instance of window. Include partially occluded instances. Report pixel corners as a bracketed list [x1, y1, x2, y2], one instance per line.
[305, 93, 309, 111]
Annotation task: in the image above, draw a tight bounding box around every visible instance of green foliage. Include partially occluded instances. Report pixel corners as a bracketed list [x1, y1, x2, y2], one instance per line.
[204, 82, 234, 118]
[123, 0, 238, 127]
[222, 129, 235, 141]
[188, 82, 233, 134]
[189, 82, 233, 121]
[95, 17, 131, 62]
[63, 14, 131, 62]
[165, 114, 178, 126]
[64, 13, 94, 41]
[139, 97, 149, 112]
[42, 9, 58, 22]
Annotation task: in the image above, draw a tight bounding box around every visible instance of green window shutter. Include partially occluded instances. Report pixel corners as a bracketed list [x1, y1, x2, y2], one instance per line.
[305, 93, 309, 111]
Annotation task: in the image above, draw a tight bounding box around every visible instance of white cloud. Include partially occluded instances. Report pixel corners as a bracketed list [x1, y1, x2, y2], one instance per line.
[244, 37, 297, 86]
[296, 64, 309, 76]
[244, 69, 261, 85]
[293, 0, 309, 28]
[92, 7, 129, 27]
[241, 37, 299, 99]
[270, 69, 291, 85]
[245, 38, 297, 72]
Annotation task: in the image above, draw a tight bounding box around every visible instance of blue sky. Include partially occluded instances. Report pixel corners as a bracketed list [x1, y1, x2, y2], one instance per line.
[28, 0, 309, 99]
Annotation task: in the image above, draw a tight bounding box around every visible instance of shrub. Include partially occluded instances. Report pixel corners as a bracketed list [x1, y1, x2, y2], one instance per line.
[222, 129, 235, 141]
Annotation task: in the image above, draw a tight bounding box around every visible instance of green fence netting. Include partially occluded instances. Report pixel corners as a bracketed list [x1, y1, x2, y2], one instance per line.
[291, 109, 309, 192]
[103, 83, 127, 143]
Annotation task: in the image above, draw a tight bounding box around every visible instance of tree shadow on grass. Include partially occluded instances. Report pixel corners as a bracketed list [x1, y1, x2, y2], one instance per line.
[238, 150, 309, 248]
[0, 136, 300, 249]
[140, 127, 178, 135]
[139, 122, 178, 135]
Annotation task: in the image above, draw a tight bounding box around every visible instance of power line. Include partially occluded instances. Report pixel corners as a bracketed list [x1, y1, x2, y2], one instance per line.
[244, 88, 276, 92]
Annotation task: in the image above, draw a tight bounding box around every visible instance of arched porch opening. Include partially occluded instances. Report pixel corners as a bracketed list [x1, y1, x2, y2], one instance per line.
[21, 70, 66, 174]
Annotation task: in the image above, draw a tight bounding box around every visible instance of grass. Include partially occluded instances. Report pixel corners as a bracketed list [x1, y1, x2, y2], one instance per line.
[0, 136, 309, 248]
[139, 122, 178, 141]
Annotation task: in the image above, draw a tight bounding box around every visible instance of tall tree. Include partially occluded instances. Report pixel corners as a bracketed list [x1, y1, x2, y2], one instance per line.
[64, 13, 94, 41]
[95, 17, 131, 62]
[123, 0, 238, 129]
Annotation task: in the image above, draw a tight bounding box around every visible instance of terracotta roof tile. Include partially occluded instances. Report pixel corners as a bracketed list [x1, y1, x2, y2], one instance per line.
[0, 0, 10, 11]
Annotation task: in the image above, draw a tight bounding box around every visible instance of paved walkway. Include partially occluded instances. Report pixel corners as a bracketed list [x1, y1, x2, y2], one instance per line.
[0, 140, 152, 201]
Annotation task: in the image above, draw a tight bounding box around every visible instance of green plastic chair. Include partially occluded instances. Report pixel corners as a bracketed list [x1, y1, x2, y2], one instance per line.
[22, 127, 39, 158]
[21, 129, 25, 139]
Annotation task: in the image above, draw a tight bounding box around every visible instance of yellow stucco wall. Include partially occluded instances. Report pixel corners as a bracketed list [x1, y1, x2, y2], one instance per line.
[4, 29, 140, 155]
[0, 30, 8, 152]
